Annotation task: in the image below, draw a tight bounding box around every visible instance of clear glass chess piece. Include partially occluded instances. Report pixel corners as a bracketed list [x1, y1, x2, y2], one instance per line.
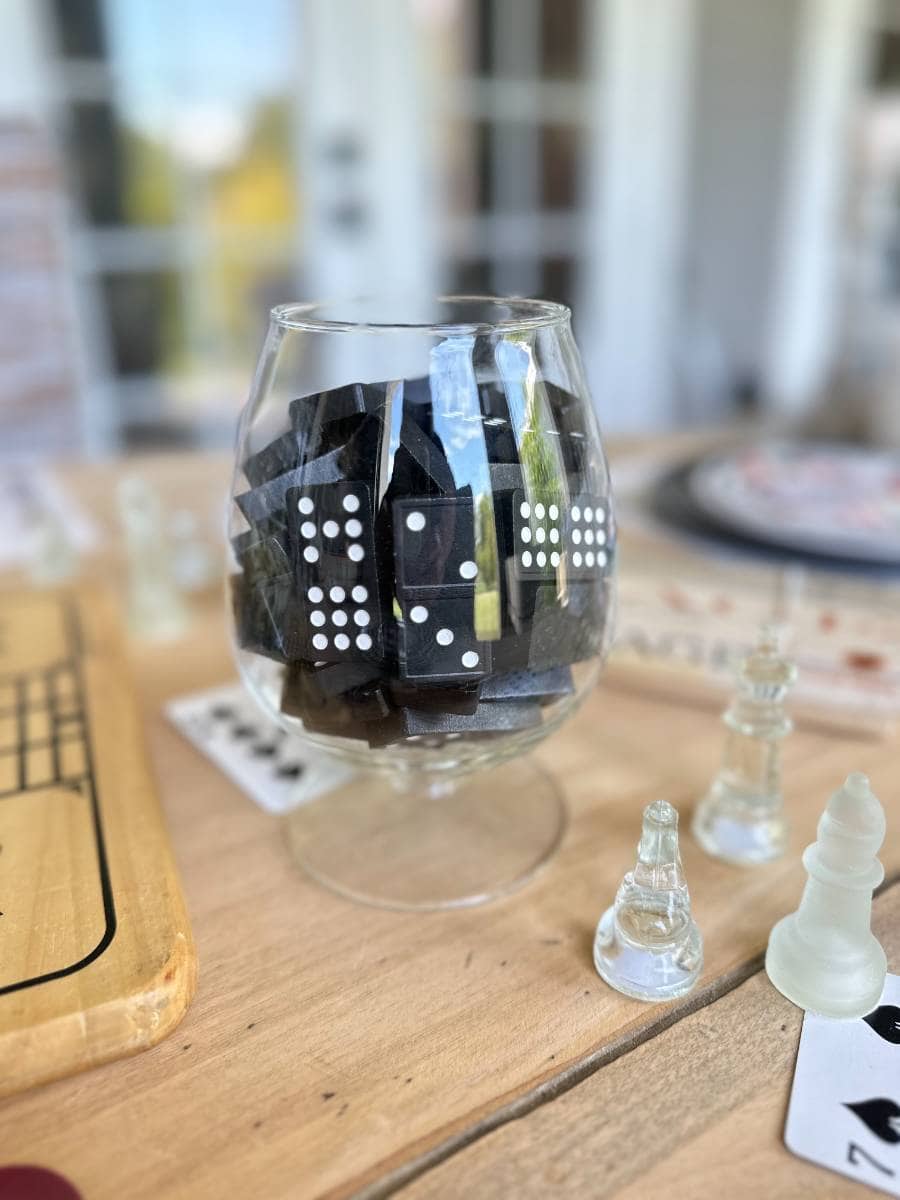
[766, 772, 887, 1019]
[118, 476, 188, 640]
[28, 508, 76, 585]
[593, 800, 703, 1002]
[692, 625, 796, 865]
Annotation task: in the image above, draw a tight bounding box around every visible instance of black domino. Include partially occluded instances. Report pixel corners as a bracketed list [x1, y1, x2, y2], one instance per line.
[480, 666, 574, 704]
[398, 596, 490, 683]
[367, 699, 543, 747]
[566, 493, 612, 579]
[286, 481, 383, 663]
[393, 496, 479, 597]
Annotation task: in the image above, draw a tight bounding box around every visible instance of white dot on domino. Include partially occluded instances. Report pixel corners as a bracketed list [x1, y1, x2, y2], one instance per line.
[521, 527, 532, 543]
[459, 560, 477, 580]
[549, 504, 559, 520]
[352, 584, 368, 602]
[334, 633, 350, 650]
[585, 530, 594, 546]
[330, 586, 345, 603]
[535, 502, 545, 519]
[342, 494, 360, 513]
[310, 610, 325, 627]
[461, 651, 480, 669]
[536, 551, 546, 567]
[298, 497, 314, 515]
[322, 520, 339, 538]
[312, 633, 328, 650]
[572, 529, 581, 545]
[522, 551, 532, 568]
[348, 544, 364, 562]
[520, 501, 530, 519]
[573, 551, 582, 567]
[356, 633, 372, 651]
[586, 551, 595, 567]
[332, 610, 348, 627]
[303, 546, 319, 563]
[300, 521, 316, 539]
[354, 609, 370, 626]
[406, 511, 425, 532]
[436, 628, 454, 646]
[410, 605, 429, 624]
[536, 528, 546, 543]
[549, 528, 559, 544]
[308, 586, 323, 603]
[345, 518, 362, 537]
[550, 551, 560, 567]
[572, 505, 581, 522]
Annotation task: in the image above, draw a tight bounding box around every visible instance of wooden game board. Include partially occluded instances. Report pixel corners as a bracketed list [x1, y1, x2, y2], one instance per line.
[0, 586, 196, 1097]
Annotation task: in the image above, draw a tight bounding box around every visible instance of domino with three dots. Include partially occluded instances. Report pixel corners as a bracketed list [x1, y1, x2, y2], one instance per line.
[397, 596, 491, 683]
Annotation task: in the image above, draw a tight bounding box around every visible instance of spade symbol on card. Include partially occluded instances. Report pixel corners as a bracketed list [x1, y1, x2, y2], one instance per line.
[864, 1006, 900, 1045]
[845, 1098, 900, 1144]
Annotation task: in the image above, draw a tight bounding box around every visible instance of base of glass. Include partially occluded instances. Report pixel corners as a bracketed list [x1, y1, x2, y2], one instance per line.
[766, 915, 887, 1019]
[692, 788, 788, 866]
[284, 756, 566, 911]
[592, 906, 703, 1002]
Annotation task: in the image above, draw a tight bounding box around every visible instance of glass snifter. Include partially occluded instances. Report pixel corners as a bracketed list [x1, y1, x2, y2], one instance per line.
[228, 296, 615, 909]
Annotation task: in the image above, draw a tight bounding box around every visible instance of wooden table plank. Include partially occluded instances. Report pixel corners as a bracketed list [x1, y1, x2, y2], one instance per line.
[0, 452, 897, 1199]
[402, 885, 900, 1200]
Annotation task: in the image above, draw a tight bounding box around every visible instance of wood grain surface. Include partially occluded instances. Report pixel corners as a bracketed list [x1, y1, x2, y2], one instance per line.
[0, 587, 197, 1097]
[0, 451, 895, 1200]
[402, 883, 900, 1200]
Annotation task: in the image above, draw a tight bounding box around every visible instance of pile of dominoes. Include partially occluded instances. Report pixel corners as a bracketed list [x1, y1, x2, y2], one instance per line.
[231, 372, 614, 748]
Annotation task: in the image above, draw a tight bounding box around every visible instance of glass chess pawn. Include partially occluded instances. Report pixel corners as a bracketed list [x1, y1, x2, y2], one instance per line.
[593, 799, 703, 1002]
[692, 625, 797, 866]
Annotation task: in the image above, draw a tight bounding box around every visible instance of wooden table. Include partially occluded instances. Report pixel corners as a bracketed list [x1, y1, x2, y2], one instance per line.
[1, 450, 897, 1199]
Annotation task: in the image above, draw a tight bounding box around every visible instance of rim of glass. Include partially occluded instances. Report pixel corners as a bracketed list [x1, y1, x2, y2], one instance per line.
[269, 295, 571, 335]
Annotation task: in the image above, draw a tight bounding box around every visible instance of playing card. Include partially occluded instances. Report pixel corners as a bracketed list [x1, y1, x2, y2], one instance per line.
[166, 683, 354, 814]
[785, 973, 900, 1194]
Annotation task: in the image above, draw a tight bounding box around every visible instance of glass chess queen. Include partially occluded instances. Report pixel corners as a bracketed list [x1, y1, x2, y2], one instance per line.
[227, 297, 616, 909]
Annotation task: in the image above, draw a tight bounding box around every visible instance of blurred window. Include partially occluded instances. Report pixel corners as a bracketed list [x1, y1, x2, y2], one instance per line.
[43, 0, 590, 449]
[100, 272, 184, 376]
[540, 0, 583, 79]
[50, 0, 106, 59]
[45, 0, 299, 448]
[448, 0, 588, 310]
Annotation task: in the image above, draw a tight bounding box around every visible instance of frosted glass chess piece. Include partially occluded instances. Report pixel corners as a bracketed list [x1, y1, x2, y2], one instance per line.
[692, 625, 796, 865]
[118, 476, 188, 640]
[766, 772, 887, 1019]
[593, 800, 703, 1002]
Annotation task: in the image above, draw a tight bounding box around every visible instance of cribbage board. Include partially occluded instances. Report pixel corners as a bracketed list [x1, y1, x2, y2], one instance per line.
[0, 586, 196, 1098]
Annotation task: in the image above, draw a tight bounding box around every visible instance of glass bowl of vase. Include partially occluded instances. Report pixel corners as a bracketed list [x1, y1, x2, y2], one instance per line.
[227, 296, 615, 909]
